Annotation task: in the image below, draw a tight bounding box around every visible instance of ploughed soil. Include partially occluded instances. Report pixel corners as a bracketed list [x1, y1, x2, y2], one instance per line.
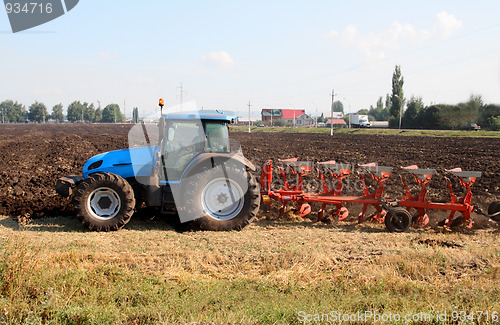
[0, 124, 498, 229]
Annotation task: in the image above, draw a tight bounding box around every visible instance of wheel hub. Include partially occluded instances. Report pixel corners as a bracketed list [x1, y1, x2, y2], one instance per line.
[201, 178, 245, 221]
[97, 196, 112, 210]
[217, 193, 228, 204]
[87, 187, 121, 220]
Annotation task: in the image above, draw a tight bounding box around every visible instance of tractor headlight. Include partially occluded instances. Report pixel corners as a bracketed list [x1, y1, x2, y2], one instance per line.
[88, 160, 103, 170]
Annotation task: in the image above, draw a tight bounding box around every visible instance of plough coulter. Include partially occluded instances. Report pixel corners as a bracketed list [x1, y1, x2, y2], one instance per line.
[260, 159, 500, 232]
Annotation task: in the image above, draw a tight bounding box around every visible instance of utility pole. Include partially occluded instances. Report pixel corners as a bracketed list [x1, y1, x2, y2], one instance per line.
[330, 89, 335, 136]
[1, 104, 4, 123]
[123, 99, 126, 120]
[343, 97, 351, 129]
[248, 101, 251, 133]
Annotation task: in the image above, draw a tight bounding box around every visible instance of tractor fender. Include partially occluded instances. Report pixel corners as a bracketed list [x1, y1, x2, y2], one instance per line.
[180, 152, 255, 181]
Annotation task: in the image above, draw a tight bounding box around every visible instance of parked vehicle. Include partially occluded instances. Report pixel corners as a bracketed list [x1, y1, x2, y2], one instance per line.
[350, 115, 371, 128]
[460, 123, 481, 131]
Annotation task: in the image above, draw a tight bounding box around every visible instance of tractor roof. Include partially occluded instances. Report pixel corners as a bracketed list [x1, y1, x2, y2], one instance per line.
[163, 110, 237, 123]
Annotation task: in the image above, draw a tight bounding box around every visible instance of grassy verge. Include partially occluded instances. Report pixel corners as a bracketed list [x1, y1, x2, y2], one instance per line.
[230, 126, 500, 138]
[0, 215, 499, 324]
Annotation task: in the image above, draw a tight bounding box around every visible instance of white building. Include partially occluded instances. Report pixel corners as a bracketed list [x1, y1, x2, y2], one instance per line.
[295, 113, 315, 126]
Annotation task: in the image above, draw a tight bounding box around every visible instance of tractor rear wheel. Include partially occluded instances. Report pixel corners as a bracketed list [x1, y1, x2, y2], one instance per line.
[74, 172, 135, 231]
[384, 207, 411, 232]
[182, 164, 260, 231]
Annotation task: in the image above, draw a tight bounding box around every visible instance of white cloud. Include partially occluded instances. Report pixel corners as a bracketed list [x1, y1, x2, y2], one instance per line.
[327, 11, 462, 59]
[201, 51, 234, 69]
[433, 11, 463, 38]
[99, 51, 119, 59]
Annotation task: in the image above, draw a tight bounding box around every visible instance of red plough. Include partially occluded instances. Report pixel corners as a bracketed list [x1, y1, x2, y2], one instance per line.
[260, 159, 500, 232]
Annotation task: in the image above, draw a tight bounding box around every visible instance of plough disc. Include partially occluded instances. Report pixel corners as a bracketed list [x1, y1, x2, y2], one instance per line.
[384, 208, 411, 233]
[488, 201, 500, 222]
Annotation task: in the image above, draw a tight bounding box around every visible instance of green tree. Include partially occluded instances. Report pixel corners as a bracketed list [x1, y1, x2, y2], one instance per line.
[332, 100, 344, 114]
[132, 107, 139, 123]
[67, 101, 85, 122]
[94, 107, 102, 122]
[0, 100, 26, 123]
[83, 102, 95, 122]
[376, 97, 384, 110]
[101, 104, 124, 123]
[28, 101, 48, 123]
[272, 119, 287, 127]
[367, 96, 390, 121]
[402, 96, 424, 128]
[385, 94, 392, 111]
[390, 65, 405, 128]
[51, 103, 64, 122]
[479, 104, 500, 130]
[418, 105, 442, 129]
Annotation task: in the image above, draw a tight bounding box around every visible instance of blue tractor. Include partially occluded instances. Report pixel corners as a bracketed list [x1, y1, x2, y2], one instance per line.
[56, 100, 260, 231]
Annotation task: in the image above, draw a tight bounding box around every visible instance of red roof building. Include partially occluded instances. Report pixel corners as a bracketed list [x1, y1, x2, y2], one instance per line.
[327, 119, 347, 125]
[281, 109, 305, 120]
[261, 109, 306, 122]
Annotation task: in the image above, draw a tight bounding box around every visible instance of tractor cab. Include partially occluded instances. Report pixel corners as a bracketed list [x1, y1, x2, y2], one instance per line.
[158, 110, 237, 181]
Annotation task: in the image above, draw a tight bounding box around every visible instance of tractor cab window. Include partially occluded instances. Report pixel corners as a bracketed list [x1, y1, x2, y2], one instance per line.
[162, 121, 205, 179]
[204, 122, 230, 153]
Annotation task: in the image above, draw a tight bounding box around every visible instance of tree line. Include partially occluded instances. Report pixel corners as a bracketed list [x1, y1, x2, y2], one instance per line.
[358, 65, 500, 130]
[0, 100, 140, 123]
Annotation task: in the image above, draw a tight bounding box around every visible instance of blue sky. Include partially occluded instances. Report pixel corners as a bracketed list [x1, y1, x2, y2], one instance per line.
[1, 0, 499, 118]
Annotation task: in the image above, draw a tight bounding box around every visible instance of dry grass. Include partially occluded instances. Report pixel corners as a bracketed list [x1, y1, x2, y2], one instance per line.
[0, 214, 499, 324]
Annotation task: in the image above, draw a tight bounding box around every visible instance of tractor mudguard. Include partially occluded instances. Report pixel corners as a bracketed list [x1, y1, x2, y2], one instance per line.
[56, 175, 84, 198]
[180, 152, 255, 180]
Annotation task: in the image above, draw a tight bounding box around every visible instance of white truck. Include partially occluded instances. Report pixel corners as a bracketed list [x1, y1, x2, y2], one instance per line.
[351, 114, 371, 128]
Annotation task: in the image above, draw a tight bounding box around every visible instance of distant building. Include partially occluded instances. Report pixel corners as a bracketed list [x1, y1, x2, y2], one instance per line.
[261, 109, 281, 122]
[237, 117, 260, 125]
[296, 113, 315, 126]
[327, 118, 347, 128]
[261, 108, 306, 123]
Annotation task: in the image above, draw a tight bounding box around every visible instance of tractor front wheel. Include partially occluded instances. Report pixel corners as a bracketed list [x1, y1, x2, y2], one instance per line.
[74, 172, 135, 231]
